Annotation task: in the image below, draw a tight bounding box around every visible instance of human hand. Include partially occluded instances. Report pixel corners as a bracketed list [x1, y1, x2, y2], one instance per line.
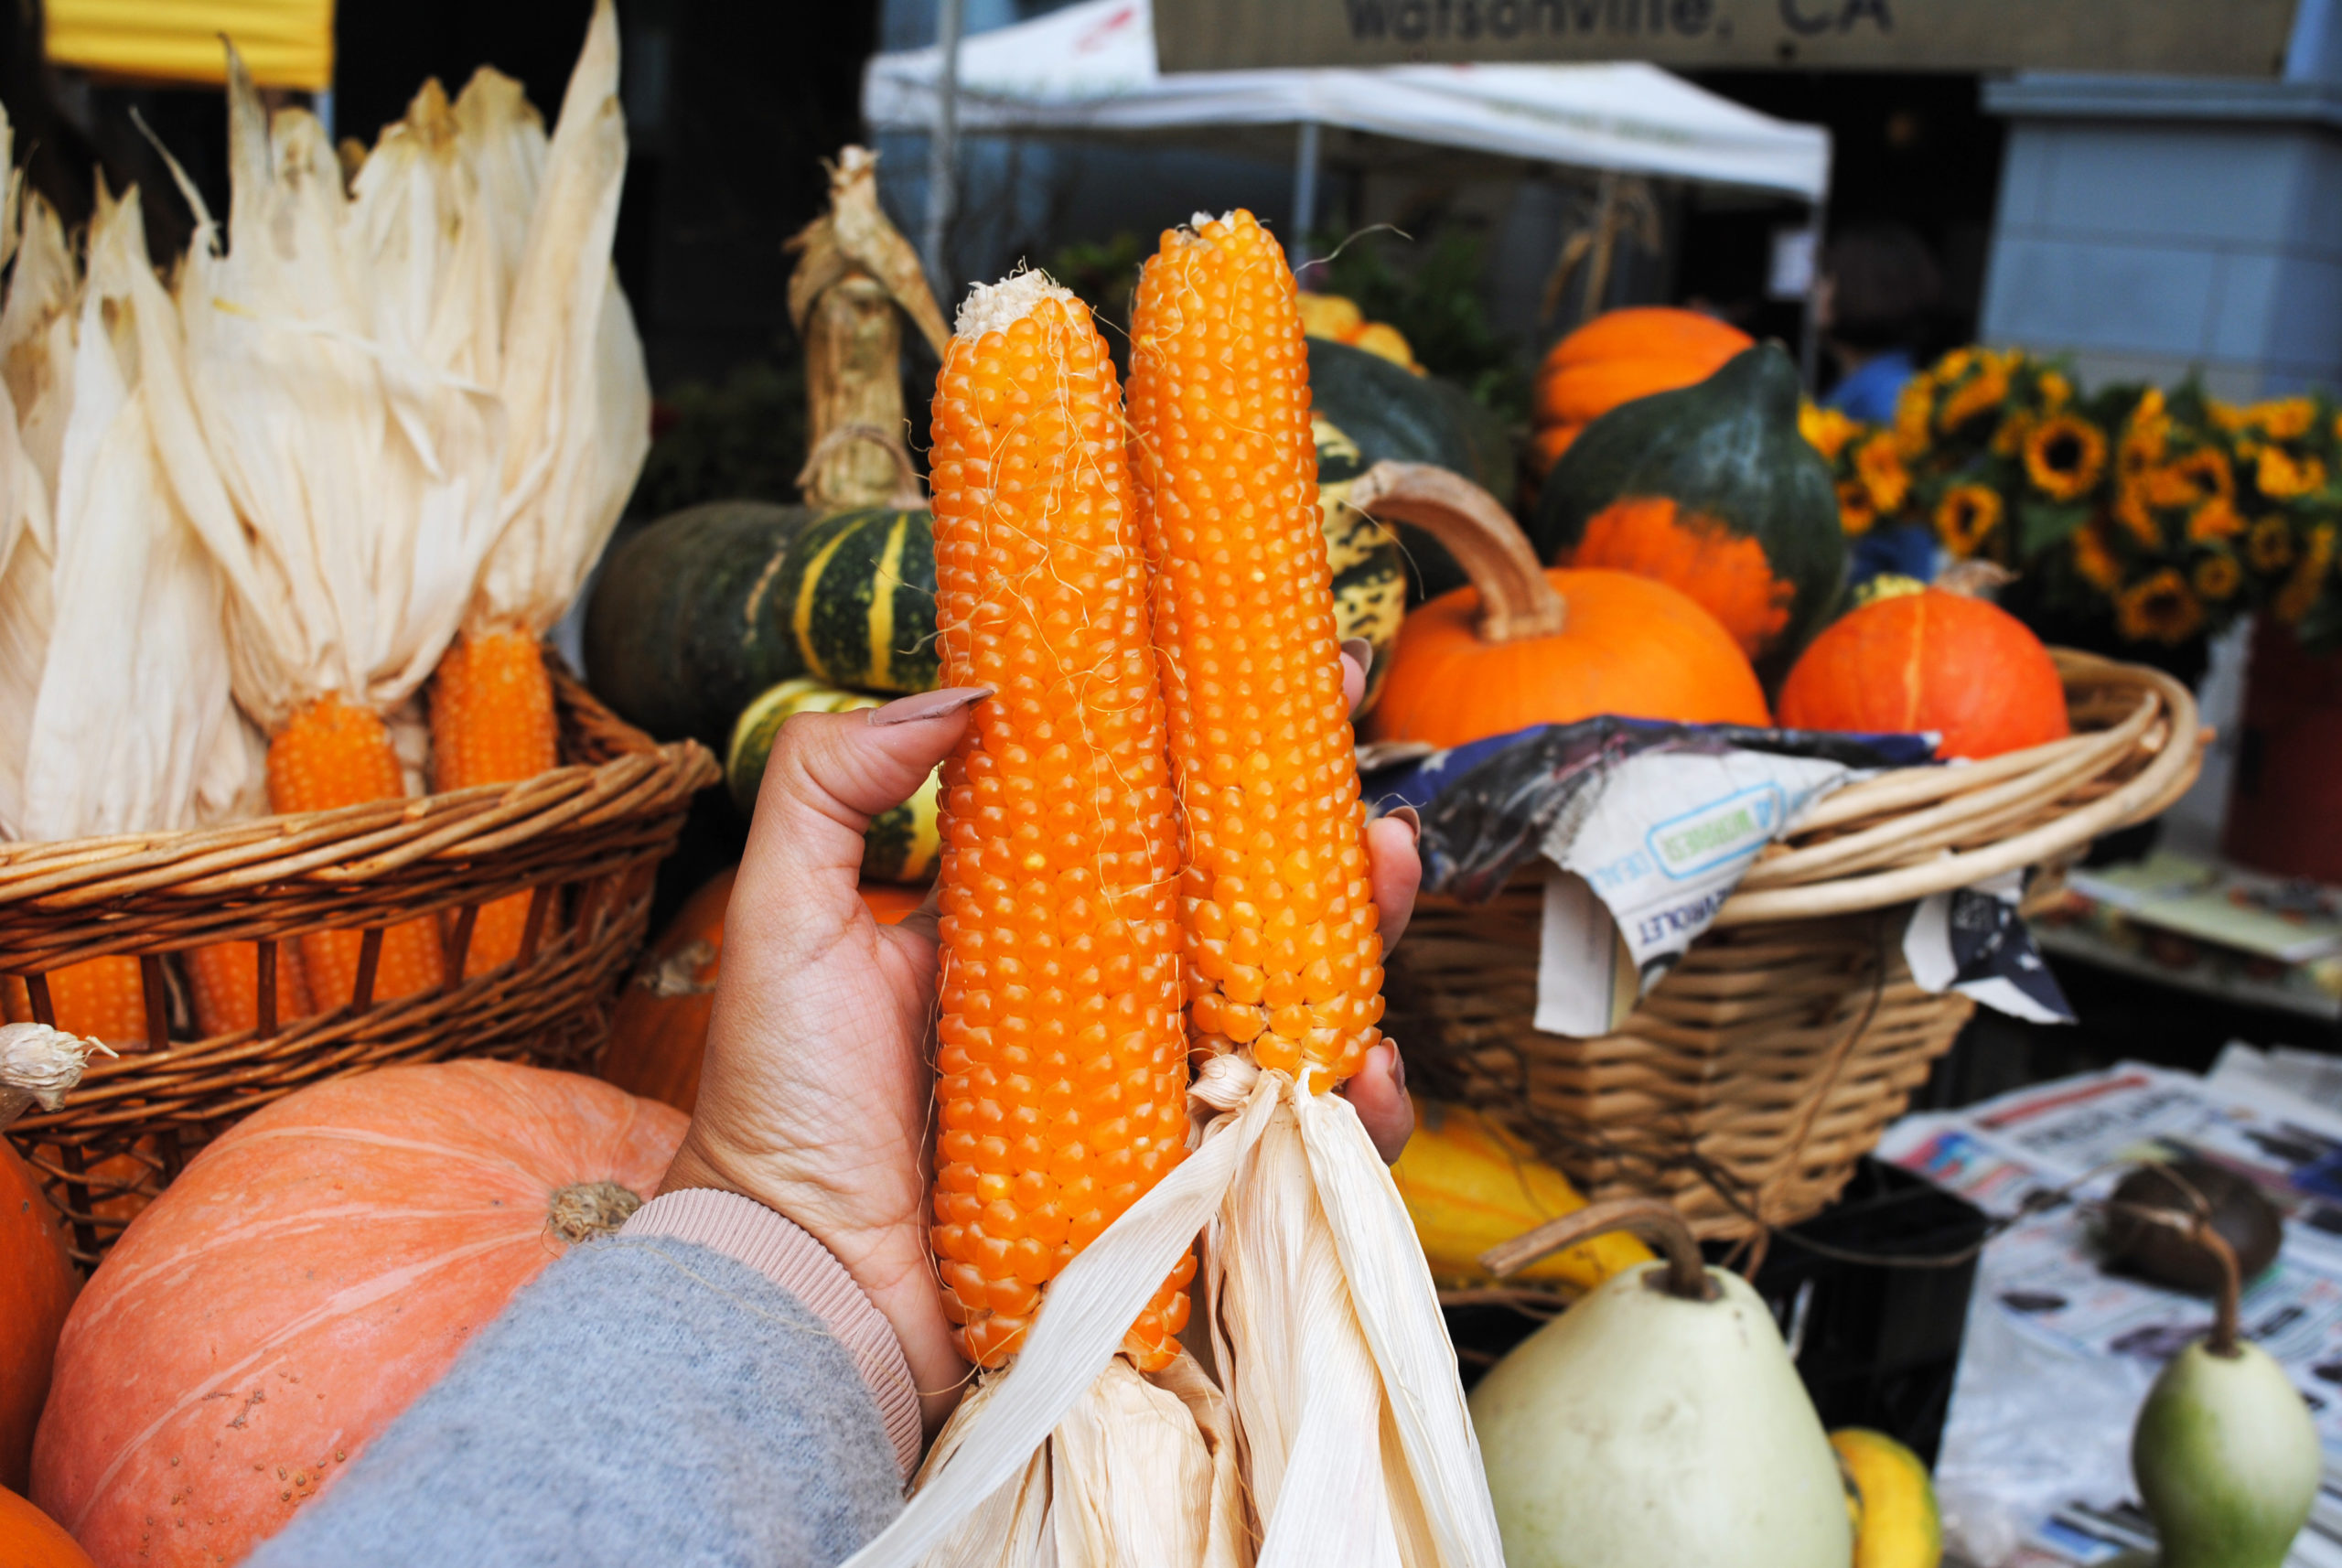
[659, 646, 1420, 1431]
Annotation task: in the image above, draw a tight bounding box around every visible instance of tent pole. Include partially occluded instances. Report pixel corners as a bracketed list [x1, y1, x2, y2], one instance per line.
[1290, 121, 1322, 268]
[923, 0, 965, 296]
[1799, 191, 1829, 394]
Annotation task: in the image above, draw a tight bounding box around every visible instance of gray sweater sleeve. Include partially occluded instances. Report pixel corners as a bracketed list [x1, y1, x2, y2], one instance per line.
[245, 1233, 906, 1568]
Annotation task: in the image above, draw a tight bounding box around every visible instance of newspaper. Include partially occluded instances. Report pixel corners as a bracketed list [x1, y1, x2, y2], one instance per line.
[1879, 1064, 2342, 1566]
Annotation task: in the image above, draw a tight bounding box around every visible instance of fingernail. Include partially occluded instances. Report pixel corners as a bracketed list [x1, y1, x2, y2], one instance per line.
[868, 686, 993, 727]
[1341, 638, 1374, 677]
[1389, 804, 1421, 844]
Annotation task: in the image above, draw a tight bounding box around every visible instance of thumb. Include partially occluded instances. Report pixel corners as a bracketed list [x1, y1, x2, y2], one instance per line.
[740, 686, 990, 895]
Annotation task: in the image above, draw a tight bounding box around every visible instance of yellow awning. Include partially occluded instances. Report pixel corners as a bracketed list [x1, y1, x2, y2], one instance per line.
[46, 0, 333, 91]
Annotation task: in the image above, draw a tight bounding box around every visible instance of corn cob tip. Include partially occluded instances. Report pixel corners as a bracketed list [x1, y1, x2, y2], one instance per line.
[953, 270, 1076, 338]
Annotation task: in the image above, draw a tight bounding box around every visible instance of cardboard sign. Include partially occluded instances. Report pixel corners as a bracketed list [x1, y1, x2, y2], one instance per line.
[1153, 0, 2299, 79]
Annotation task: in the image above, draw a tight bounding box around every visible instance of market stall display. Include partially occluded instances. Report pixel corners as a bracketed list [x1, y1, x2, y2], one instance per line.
[0, 15, 714, 1262]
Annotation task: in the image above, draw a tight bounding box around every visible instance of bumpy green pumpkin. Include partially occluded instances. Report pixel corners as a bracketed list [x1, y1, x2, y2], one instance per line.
[1308, 338, 1515, 604]
[1530, 343, 1845, 685]
[584, 501, 939, 747]
[727, 679, 940, 882]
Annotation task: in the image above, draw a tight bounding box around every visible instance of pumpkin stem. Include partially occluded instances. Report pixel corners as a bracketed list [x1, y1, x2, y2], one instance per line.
[1348, 461, 1570, 643]
[796, 423, 929, 512]
[546, 1180, 646, 1244]
[2106, 1192, 2244, 1358]
[0, 1021, 111, 1128]
[1478, 1194, 1718, 1303]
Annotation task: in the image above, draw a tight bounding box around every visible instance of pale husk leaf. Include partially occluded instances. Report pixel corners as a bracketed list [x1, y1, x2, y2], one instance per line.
[0, 185, 59, 834]
[168, 47, 506, 730]
[0, 1020, 108, 1127]
[451, 68, 547, 316]
[472, 0, 649, 638]
[15, 187, 252, 842]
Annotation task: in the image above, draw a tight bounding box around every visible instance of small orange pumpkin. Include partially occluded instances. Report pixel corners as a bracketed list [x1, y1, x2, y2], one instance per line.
[1354, 464, 1769, 749]
[1531, 307, 1753, 474]
[1, 1141, 76, 1496]
[0, 1484, 94, 1568]
[1777, 587, 2070, 759]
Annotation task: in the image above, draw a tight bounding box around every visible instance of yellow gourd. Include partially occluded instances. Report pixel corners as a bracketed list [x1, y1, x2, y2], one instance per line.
[1832, 1429, 1944, 1568]
[1391, 1097, 1651, 1290]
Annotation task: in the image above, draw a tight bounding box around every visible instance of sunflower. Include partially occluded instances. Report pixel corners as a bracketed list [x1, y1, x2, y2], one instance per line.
[2117, 390, 2168, 485]
[2249, 397, 2315, 441]
[1799, 403, 1860, 462]
[2188, 498, 2244, 542]
[2025, 414, 2109, 500]
[2115, 569, 2206, 645]
[2209, 399, 2250, 432]
[1893, 379, 1934, 458]
[1933, 484, 2004, 556]
[2247, 514, 2296, 573]
[2154, 447, 2234, 506]
[1835, 479, 1875, 537]
[2071, 522, 2123, 592]
[2275, 523, 2338, 626]
[2257, 445, 2327, 499]
[1992, 410, 2036, 457]
[1939, 362, 2011, 433]
[1855, 433, 1910, 512]
[2193, 553, 2242, 601]
[2036, 370, 2073, 410]
[1934, 348, 1976, 381]
[2112, 483, 2164, 548]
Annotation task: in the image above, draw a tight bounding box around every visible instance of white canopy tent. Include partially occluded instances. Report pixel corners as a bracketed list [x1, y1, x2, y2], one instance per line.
[865, 0, 1833, 206]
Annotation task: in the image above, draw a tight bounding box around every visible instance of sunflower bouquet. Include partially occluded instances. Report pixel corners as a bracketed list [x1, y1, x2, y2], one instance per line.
[1806, 345, 2342, 652]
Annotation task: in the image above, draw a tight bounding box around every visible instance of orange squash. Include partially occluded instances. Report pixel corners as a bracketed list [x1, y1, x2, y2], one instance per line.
[599, 869, 735, 1114]
[1353, 464, 1769, 749]
[1531, 307, 1753, 473]
[599, 869, 925, 1115]
[0, 1485, 93, 1568]
[1777, 587, 2070, 759]
[1, 1143, 75, 1497]
[30, 1061, 684, 1568]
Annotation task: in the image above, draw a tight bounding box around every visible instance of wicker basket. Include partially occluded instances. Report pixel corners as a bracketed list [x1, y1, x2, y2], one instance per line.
[2, 671, 717, 1262]
[1388, 650, 2203, 1240]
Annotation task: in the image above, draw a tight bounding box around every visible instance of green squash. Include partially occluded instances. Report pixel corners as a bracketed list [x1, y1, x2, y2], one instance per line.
[727, 678, 941, 883]
[1307, 338, 1516, 604]
[584, 499, 939, 747]
[1530, 343, 1845, 686]
[585, 500, 813, 746]
[1315, 415, 1407, 713]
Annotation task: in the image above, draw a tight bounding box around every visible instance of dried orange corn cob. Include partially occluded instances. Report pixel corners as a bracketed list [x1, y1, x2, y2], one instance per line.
[1128, 210, 1385, 1094]
[428, 628, 558, 974]
[928, 275, 1194, 1371]
[185, 941, 315, 1037]
[3, 957, 149, 1046]
[268, 694, 446, 1007]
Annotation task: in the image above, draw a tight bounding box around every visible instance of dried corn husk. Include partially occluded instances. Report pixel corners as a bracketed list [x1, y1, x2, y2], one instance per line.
[0, 175, 64, 834]
[469, 0, 648, 639]
[10, 186, 254, 841]
[788, 146, 949, 510]
[847, 1059, 1504, 1568]
[156, 46, 506, 732]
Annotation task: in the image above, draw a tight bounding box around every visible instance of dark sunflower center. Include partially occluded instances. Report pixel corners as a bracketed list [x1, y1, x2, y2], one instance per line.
[2046, 433, 2084, 471]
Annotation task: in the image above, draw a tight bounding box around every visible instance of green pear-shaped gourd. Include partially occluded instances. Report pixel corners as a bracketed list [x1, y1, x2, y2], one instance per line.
[1467, 1198, 1852, 1568]
[2121, 1208, 2319, 1568]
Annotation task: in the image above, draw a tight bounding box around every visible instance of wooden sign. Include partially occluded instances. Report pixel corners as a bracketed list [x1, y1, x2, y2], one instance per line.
[1152, 0, 2300, 78]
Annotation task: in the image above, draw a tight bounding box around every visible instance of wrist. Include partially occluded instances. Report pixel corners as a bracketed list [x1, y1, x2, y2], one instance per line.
[660, 1132, 967, 1434]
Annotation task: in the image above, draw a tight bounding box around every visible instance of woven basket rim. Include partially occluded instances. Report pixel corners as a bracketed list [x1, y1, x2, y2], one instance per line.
[0, 672, 717, 965]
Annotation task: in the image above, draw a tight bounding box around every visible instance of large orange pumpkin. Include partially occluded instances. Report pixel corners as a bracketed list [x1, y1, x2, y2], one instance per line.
[30, 1061, 685, 1568]
[1, 1142, 75, 1497]
[0, 1484, 93, 1568]
[1777, 587, 2070, 759]
[1531, 307, 1752, 475]
[1353, 464, 1769, 749]
[600, 870, 924, 1115]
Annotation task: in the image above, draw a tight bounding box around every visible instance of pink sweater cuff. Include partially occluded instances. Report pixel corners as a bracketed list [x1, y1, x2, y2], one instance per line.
[620, 1187, 922, 1479]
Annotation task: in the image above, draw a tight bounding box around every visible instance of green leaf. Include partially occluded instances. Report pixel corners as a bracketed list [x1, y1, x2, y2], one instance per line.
[2020, 501, 2091, 557]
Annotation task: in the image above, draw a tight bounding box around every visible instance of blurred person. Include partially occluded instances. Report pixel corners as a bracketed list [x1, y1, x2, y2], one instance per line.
[1820, 222, 1943, 583]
